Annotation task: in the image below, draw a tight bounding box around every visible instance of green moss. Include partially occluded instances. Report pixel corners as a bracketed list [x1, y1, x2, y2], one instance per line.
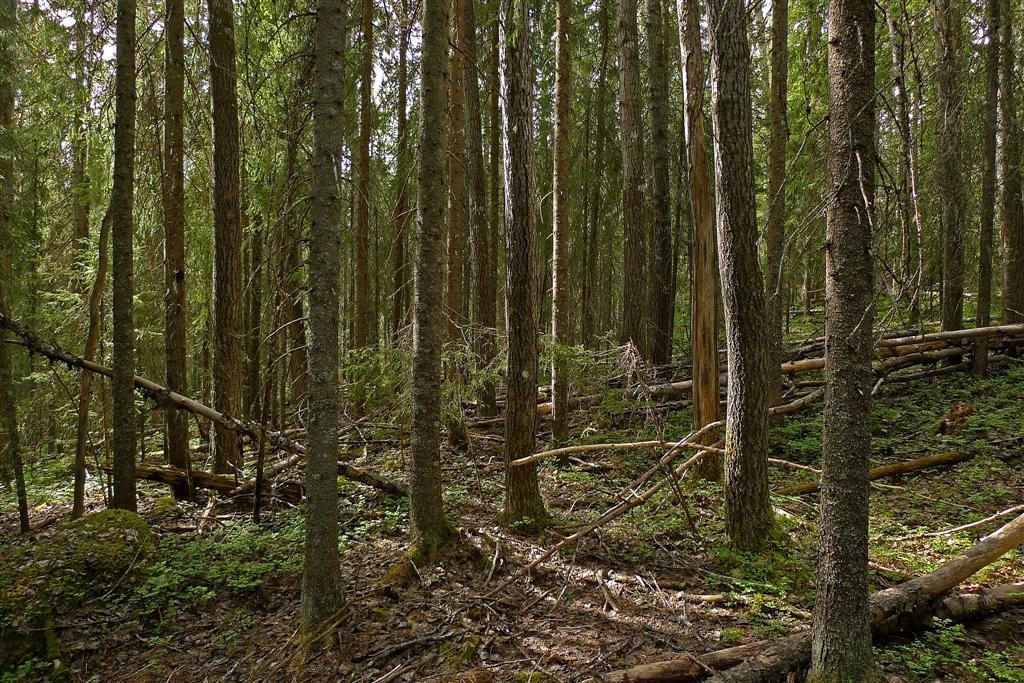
[0, 510, 154, 670]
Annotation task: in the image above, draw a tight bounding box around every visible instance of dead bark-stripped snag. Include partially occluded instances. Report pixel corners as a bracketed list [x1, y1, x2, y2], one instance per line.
[0, 314, 405, 498]
[776, 450, 971, 496]
[599, 513, 1024, 683]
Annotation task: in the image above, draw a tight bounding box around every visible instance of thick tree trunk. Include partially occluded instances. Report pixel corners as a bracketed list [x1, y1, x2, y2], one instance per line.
[209, 0, 244, 473]
[809, 0, 877, 677]
[647, 0, 673, 366]
[301, 0, 347, 631]
[975, 0, 1001, 376]
[936, 0, 965, 332]
[707, 0, 773, 549]
[111, 0, 137, 511]
[1000, 0, 1024, 324]
[551, 0, 571, 442]
[764, 0, 788, 409]
[465, 0, 495, 415]
[163, 0, 190, 500]
[354, 0, 373, 348]
[409, 0, 458, 555]
[617, 0, 648, 357]
[678, 0, 721, 481]
[0, 0, 27, 531]
[499, 0, 548, 530]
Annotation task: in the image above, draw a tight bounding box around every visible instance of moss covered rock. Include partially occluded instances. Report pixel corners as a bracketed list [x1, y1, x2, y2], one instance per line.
[0, 510, 155, 669]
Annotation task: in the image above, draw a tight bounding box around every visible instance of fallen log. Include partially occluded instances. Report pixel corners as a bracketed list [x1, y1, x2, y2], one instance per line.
[776, 450, 972, 496]
[0, 314, 405, 499]
[599, 512, 1024, 682]
[876, 323, 1024, 348]
[598, 583, 1024, 683]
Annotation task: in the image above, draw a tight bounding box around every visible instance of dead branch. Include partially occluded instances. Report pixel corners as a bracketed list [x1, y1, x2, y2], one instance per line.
[0, 314, 405, 499]
[776, 450, 972, 496]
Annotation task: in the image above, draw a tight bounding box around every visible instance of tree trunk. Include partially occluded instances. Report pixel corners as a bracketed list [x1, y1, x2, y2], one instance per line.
[301, 0, 348, 632]
[209, 0, 244, 473]
[707, 0, 773, 550]
[809, 0, 877, 677]
[582, 0, 610, 349]
[1000, 0, 1024, 324]
[354, 0, 372, 348]
[409, 0, 458, 556]
[391, 0, 411, 341]
[975, 0, 1000, 376]
[764, 0, 788, 409]
[111, 0, 137, 511]
[887, 0, 922, 327]
[465, 0, 496, 416]
[936, 0, 964, 332]
[0, 0, 28, 531]
[447, 0, 466, 345]
[163, 0, 190, 500]
[678, 0, 721, 481]
[647, 0, 673, 366]
[499, 0, 548, 530]
[489, 11, 502, 339]
[73, 213, 112, 517]
[617, 0, 648, 357]
[551, 0, 571, 442]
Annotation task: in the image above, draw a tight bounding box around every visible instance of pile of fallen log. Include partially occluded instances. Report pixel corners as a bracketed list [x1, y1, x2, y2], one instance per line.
[599, 510, 1024, 682]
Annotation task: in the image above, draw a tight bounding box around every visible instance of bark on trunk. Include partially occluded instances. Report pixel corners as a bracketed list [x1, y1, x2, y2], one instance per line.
[392, 0, 411, 341]
[647, 0, 673, 366]
[810, 0, 877, 676]
[0, 0, 28, 530]
[582, 0, 610, 349]
[678, 0, 721, 481]
[936, 0, 965, 333]
[111, 0, 137, 511]
[551, 0, 571, 441]
[354, 0, 373, 347]
[764, 0, 788, 409]
[617, 0, 649, 358]
[163, 0, 190, 499]
[73, 212, 112, 517]
[465, 0, 495, 418]
[499, 0, 548, 530]
[707, 0, 773, 549]
[409, 0, 458, 554]
[301, 0, 348, 631]
[447, 0, 466, 343]
[1000, 0, 1024, 324]
[975, 0, 1001, 376]
[209, 0, 244, 473]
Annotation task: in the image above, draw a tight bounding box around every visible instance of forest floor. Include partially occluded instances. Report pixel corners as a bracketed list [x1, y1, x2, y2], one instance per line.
[2, 343, 1024, 682]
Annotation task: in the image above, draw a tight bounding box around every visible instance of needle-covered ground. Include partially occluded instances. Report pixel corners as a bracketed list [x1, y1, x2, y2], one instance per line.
[2, 353, 1023, 682]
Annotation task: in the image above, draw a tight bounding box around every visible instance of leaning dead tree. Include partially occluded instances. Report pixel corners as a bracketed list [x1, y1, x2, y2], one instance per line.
[0, 314, 405, 498]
